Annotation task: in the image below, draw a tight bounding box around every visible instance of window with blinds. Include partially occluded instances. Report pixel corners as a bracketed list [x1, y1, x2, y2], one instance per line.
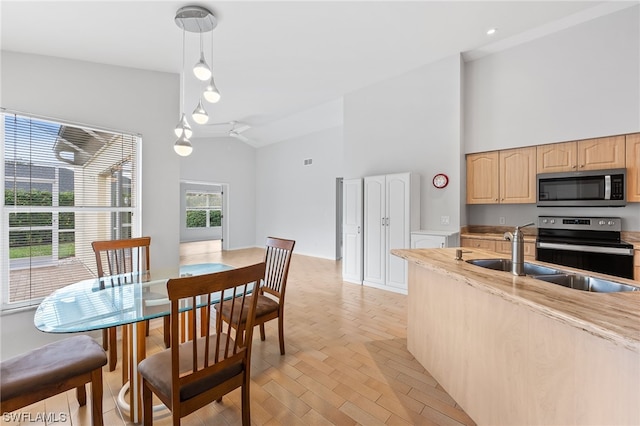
[1, 112, 140, 309]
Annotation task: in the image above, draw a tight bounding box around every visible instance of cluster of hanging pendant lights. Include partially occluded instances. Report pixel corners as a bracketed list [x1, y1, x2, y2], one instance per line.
[173, 6, 220, 156]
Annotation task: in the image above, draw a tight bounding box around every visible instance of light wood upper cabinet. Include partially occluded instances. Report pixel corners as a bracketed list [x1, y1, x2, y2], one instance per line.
[537, 141, 577, 173]
[466, 151, 499, 204]
[467, 148, 536, 204]
[537, 136, 626, 174]
[578, 136, 626, 170]
[468, 134, 634, 205]
[499, 147, 537, 203]
[627, 133, 640, 202]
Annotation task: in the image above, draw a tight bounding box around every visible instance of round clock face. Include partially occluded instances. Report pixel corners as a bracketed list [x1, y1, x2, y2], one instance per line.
[432, 173, 449, 189]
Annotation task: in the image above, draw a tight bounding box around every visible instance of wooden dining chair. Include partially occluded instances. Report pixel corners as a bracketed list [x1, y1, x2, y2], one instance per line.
[215, 237, 295, 355]
[138, 262, 265, 426]
[92, 237, 169, 372]
[1, 335, 107, 426]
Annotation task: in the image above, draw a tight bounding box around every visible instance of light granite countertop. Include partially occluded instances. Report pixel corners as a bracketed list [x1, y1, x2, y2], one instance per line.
[392, 247, 640, 352]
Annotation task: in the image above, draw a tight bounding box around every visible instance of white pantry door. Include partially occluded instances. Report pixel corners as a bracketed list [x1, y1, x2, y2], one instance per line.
[363, 175, 386, 286]
[342, 178, 363, 284]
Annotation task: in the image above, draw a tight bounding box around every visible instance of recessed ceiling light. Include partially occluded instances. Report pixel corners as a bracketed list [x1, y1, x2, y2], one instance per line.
[486, 28, 497, 35]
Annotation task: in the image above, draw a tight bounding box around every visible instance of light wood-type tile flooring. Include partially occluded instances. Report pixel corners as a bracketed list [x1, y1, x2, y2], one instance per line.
[2, 241, 476, 426]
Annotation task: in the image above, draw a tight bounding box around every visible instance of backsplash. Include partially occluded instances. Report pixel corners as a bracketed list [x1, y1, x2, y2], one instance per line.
[467, 203, 640, 232]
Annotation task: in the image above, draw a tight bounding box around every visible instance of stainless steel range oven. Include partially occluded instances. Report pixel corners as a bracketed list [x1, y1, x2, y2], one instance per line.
[536, 216, 634, 279]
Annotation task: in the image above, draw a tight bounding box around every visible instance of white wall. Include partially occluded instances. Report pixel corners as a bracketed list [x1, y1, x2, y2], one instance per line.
[344, 54, 463, 232]
[1, 51, 179, 358]
[179, 137, 256, 249]
[465, 5, 640, 153]
[255, 126, 343, 259]
[463, 6, 640, 231]
[1, 52, 180, 267]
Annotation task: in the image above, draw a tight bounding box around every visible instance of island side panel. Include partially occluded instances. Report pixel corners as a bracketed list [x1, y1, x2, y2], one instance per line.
[573, 325, 640, 425]
[407, 261, 640, 425]
[407, 262, 528, 424]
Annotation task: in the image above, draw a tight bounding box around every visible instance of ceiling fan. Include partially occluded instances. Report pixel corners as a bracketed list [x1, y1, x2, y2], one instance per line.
[205, 121, 251, 142]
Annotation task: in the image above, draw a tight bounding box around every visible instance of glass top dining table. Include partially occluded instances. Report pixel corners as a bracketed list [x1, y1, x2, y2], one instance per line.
[34, 263, 234, 333]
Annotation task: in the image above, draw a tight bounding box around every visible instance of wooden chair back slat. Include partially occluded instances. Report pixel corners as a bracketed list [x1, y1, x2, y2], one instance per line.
[262, 237, 295, 299]
[91, 236, 152, 373]
[92, 237, 151, 287]
[164, 262, 265, 420]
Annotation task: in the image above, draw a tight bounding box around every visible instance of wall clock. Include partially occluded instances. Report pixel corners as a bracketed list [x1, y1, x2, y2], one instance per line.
[432, 173, 449, 189]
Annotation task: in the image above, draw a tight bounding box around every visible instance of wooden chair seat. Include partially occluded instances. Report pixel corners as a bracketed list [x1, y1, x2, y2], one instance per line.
[138, 333, 242, 401]
[215, 294, 279, 323]
[0, 335, 107, 426]
[215, 237, 295, 355]
[138, 263, 265, 425]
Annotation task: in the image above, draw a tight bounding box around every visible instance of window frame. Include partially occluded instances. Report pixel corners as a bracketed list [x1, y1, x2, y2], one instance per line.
[1, 110, 142, 311]
[185, 190, 222, 229]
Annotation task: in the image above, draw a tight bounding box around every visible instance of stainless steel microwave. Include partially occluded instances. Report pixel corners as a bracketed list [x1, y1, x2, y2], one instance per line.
[537, 168, 626, 207]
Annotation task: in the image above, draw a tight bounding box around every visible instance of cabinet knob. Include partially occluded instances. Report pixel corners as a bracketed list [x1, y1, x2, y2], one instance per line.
[579, 164, 584, 168]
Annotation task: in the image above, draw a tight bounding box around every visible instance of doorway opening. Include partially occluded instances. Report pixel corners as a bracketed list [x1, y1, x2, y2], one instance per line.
[180, 180, 228, 251]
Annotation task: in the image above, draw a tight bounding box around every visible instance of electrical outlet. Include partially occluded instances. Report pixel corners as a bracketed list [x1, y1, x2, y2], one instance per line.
[441, 216, 450, 225]
[499, 217, 506, 225]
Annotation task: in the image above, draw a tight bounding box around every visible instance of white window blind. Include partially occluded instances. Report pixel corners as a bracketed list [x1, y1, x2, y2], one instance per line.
[1, 112, 140, 309]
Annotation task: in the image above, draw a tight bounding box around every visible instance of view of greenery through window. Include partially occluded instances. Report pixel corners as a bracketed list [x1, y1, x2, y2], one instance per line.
[5, 189, 75, 258]
[3, 112, 139, 307]
[186, 191, 222, 228]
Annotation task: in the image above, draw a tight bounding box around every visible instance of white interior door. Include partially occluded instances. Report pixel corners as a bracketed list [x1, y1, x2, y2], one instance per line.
[364, 175, 386, 286]
[386, 173, 410, 289]
[342, 178, 363, 284]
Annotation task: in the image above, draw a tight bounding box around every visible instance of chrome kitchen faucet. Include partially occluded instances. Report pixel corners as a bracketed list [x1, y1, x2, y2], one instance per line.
[504, 222, 535, 276]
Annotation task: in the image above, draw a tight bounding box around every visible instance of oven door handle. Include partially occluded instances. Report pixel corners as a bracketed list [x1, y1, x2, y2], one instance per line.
[537, 241, 634, 256]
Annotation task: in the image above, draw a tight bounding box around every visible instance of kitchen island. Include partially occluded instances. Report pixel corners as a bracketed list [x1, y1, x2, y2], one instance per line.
[392, 247, 640, 426]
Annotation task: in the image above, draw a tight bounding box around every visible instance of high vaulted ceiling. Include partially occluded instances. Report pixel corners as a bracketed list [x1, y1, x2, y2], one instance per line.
[1, 1, 633, 146]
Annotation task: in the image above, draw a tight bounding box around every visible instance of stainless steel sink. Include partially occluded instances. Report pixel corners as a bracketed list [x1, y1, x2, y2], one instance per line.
[532, 274, 639, 293]
[466, 259, 562, 276]
[466, 259, 640, 293]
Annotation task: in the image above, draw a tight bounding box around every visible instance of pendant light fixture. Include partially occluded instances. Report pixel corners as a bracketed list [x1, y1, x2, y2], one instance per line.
[174, 113, 192, 139]
[193, 33, 212, 81]
[174, 28, 193, 144]
[192, 98, 209, 124]
[203, 30, 221, 103]
[174, 134, 193, 157]
[174, 5, 218, 156]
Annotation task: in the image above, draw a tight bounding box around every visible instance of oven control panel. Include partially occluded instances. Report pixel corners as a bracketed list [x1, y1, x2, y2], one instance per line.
[538, 216, 622, 231]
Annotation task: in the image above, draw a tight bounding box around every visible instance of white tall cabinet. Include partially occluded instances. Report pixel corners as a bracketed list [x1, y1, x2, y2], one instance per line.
[342, 178, 363, 284]
[363, 172, 420, 293]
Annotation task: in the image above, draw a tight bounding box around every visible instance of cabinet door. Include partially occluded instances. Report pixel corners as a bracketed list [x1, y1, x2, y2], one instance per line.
[578, 136, 626, 170]
[363, 176, 386, 286]
[496, 241, 536, 259]
[460, 237, 496, 251]
[500, 147, 536, 204]
[466, 152, 499, 204]
[412, 234, 446, 248]
[537, 141, 577, 173]
[342, 178, 363, 284]
[386, 174, 411, 289]
[626, 133, 640, 202]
